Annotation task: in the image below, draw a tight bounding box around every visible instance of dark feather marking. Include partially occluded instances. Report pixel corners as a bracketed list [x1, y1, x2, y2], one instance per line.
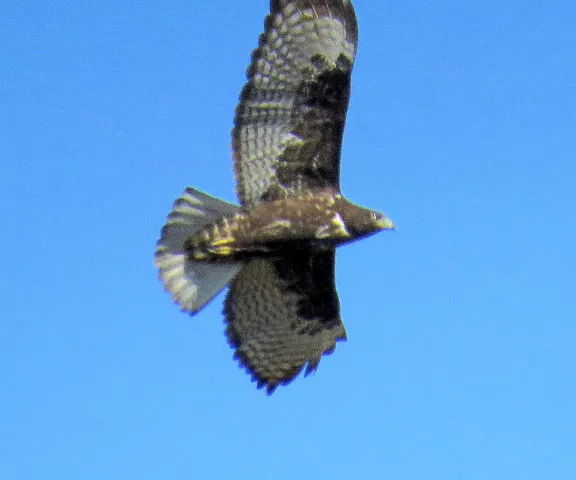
[276, 55, 352, 193]
[274, 252, 341, 328]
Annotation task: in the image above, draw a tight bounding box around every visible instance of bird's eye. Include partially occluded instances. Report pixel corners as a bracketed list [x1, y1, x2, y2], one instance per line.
[371, 211, 382, 221]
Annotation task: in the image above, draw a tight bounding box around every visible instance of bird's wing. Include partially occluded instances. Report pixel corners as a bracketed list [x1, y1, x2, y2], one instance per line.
[232, 0, 358, 205]
[224, 250, 346, 394]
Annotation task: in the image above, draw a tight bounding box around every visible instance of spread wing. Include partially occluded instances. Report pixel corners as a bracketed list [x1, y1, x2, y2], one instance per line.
[223, 250, 346, 394]
[232, 0, 358, 206]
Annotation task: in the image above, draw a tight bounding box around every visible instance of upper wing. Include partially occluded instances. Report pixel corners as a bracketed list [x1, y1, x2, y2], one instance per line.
[224, 250, 346, 394]
[232, 0, 358, 206]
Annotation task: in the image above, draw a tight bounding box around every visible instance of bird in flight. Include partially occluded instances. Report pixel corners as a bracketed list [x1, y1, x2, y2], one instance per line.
[155, 0, 394, 394]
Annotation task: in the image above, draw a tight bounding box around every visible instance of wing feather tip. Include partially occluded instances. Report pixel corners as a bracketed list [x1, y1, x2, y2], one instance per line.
[230, 343, 346, 395]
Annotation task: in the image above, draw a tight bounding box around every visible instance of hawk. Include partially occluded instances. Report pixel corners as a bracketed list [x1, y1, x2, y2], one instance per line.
[155, 0, 394, 394]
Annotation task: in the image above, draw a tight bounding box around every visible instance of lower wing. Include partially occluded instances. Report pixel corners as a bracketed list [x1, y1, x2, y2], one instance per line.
[223, 250, 346, 394]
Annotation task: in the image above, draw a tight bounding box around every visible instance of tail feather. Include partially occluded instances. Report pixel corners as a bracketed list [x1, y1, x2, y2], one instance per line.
[155, 188, 243, 314]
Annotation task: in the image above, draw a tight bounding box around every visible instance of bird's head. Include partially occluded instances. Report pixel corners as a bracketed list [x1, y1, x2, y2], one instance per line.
[337, 198, 395, 240]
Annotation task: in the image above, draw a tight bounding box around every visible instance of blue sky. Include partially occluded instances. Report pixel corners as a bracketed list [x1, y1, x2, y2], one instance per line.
[2, 1, 575, 478]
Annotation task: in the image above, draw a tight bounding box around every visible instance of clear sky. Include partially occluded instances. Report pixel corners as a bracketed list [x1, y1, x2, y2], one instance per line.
[2, 1, 575, 478]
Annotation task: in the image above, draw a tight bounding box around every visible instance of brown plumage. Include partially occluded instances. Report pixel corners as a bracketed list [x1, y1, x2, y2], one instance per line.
[155, 0, 394, 394]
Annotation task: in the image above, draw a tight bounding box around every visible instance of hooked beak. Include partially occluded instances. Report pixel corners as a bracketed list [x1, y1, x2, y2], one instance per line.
[377, 216, 395, 231]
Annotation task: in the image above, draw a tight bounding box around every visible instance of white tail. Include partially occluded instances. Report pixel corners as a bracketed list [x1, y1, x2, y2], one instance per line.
[154, 188, 243, 314]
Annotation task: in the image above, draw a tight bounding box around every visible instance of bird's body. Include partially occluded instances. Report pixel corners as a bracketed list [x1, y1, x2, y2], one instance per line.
[186, 193, 393, 260]
[155, 0, 394, 394]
